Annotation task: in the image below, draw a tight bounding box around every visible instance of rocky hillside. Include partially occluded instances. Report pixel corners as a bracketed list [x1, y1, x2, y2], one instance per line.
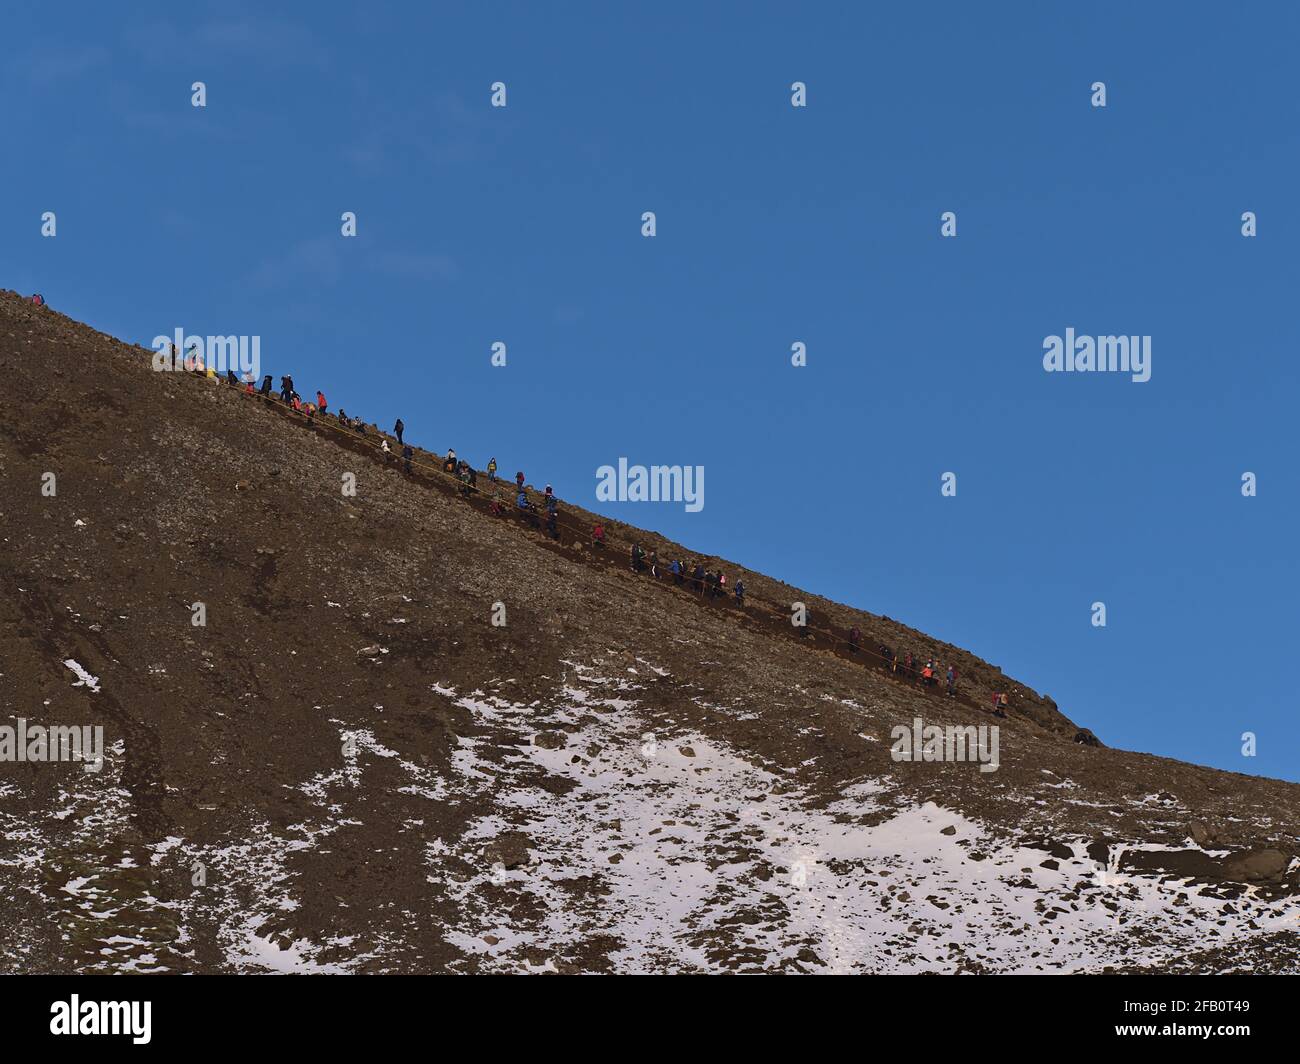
[1, 290, 1296, 974]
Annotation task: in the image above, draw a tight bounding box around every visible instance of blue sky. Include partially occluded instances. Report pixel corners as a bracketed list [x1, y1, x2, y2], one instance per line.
[5, 1, 1297, 781]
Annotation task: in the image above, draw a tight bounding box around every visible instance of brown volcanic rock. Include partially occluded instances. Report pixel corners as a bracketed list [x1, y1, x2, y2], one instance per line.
[1, 290, 1299, 974]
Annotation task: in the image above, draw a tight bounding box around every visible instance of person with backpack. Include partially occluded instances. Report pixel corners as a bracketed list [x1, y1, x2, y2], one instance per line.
[946, 664, 957, 697]
[734, 578, 745, 606]
[518, 491, 539, 527]
[487, 457, 498, 483]
[316, 391, 327, 413]
[394, 419, 404, 445]
[693, 563, 705, 594]
[592, 524, 606, 548]
[402, 445, 413, 474]
[631, 543, 645, 572]
[545, 509, 558, 540]
[30, 293, 45, 307]
[671, 559, 681, 585]
[259, 374, 273, 397]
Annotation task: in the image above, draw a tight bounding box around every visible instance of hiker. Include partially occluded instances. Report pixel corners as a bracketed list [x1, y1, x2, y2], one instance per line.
[443, 454, 456, 474]
[631, 543, 645, 572]
[30, 293, 45, 307]
[394, 419, 404, 445]
[459, 465, 473, 496]
[734, 578, 745, 606]
[693, 563, 705, 593]
[381, 439, 392, 463]
[671, 559, 682, 585]
[515, 471, 525, 491]
[316, 391, 327, 413]
[279, 376, 292, 402]
[304, 402, 315, 420]
[489, 493, 505, 516]
[518, 491, 539, 527]
[357, 422, 367, 436]
[546, 494, 558, 514]
[544, 484, 554, 501]
[259, 374, 273, 397]
[592, 523, 606, 548]
[946, 665, 956, 697]
[487, 457, 498, 483]
[849, 626, 861, 655]
[402, 444, 414, 474]
[291, 394, 302, 412]
[648, 550, 659, 578]
[921, 661, 934, 686]
[545, 509, 558, 539]
[244, 378, 255, 395]
[226, 369, 238, 386]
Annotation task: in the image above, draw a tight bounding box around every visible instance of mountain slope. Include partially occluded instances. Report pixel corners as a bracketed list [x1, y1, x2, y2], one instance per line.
[1, 290, 1296, 974]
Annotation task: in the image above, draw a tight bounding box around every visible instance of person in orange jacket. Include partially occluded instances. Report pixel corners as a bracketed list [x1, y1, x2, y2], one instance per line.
[316, 390, 328, 413]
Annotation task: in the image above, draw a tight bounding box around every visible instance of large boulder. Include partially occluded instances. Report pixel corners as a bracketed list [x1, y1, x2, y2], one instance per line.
[483, 832, 532, 871]
[1219, 849, 1290, 883]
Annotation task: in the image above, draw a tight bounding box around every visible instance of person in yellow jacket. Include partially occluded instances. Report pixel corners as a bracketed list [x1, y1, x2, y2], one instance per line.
[487, 457, 498, 483]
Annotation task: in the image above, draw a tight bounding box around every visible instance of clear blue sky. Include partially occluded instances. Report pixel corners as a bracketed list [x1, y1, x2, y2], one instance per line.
[5, 1, 1297, 781]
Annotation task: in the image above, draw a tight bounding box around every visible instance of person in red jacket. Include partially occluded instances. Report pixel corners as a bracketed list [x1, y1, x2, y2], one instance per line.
[591, 524, 606, 548]
[316, 391, 328, 413]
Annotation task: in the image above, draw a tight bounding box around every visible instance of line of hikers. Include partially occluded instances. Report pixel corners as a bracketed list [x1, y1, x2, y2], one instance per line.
[850, 633, 962, 698]
[627, 543, 748, 605]
[171, 350, 1009, 714]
